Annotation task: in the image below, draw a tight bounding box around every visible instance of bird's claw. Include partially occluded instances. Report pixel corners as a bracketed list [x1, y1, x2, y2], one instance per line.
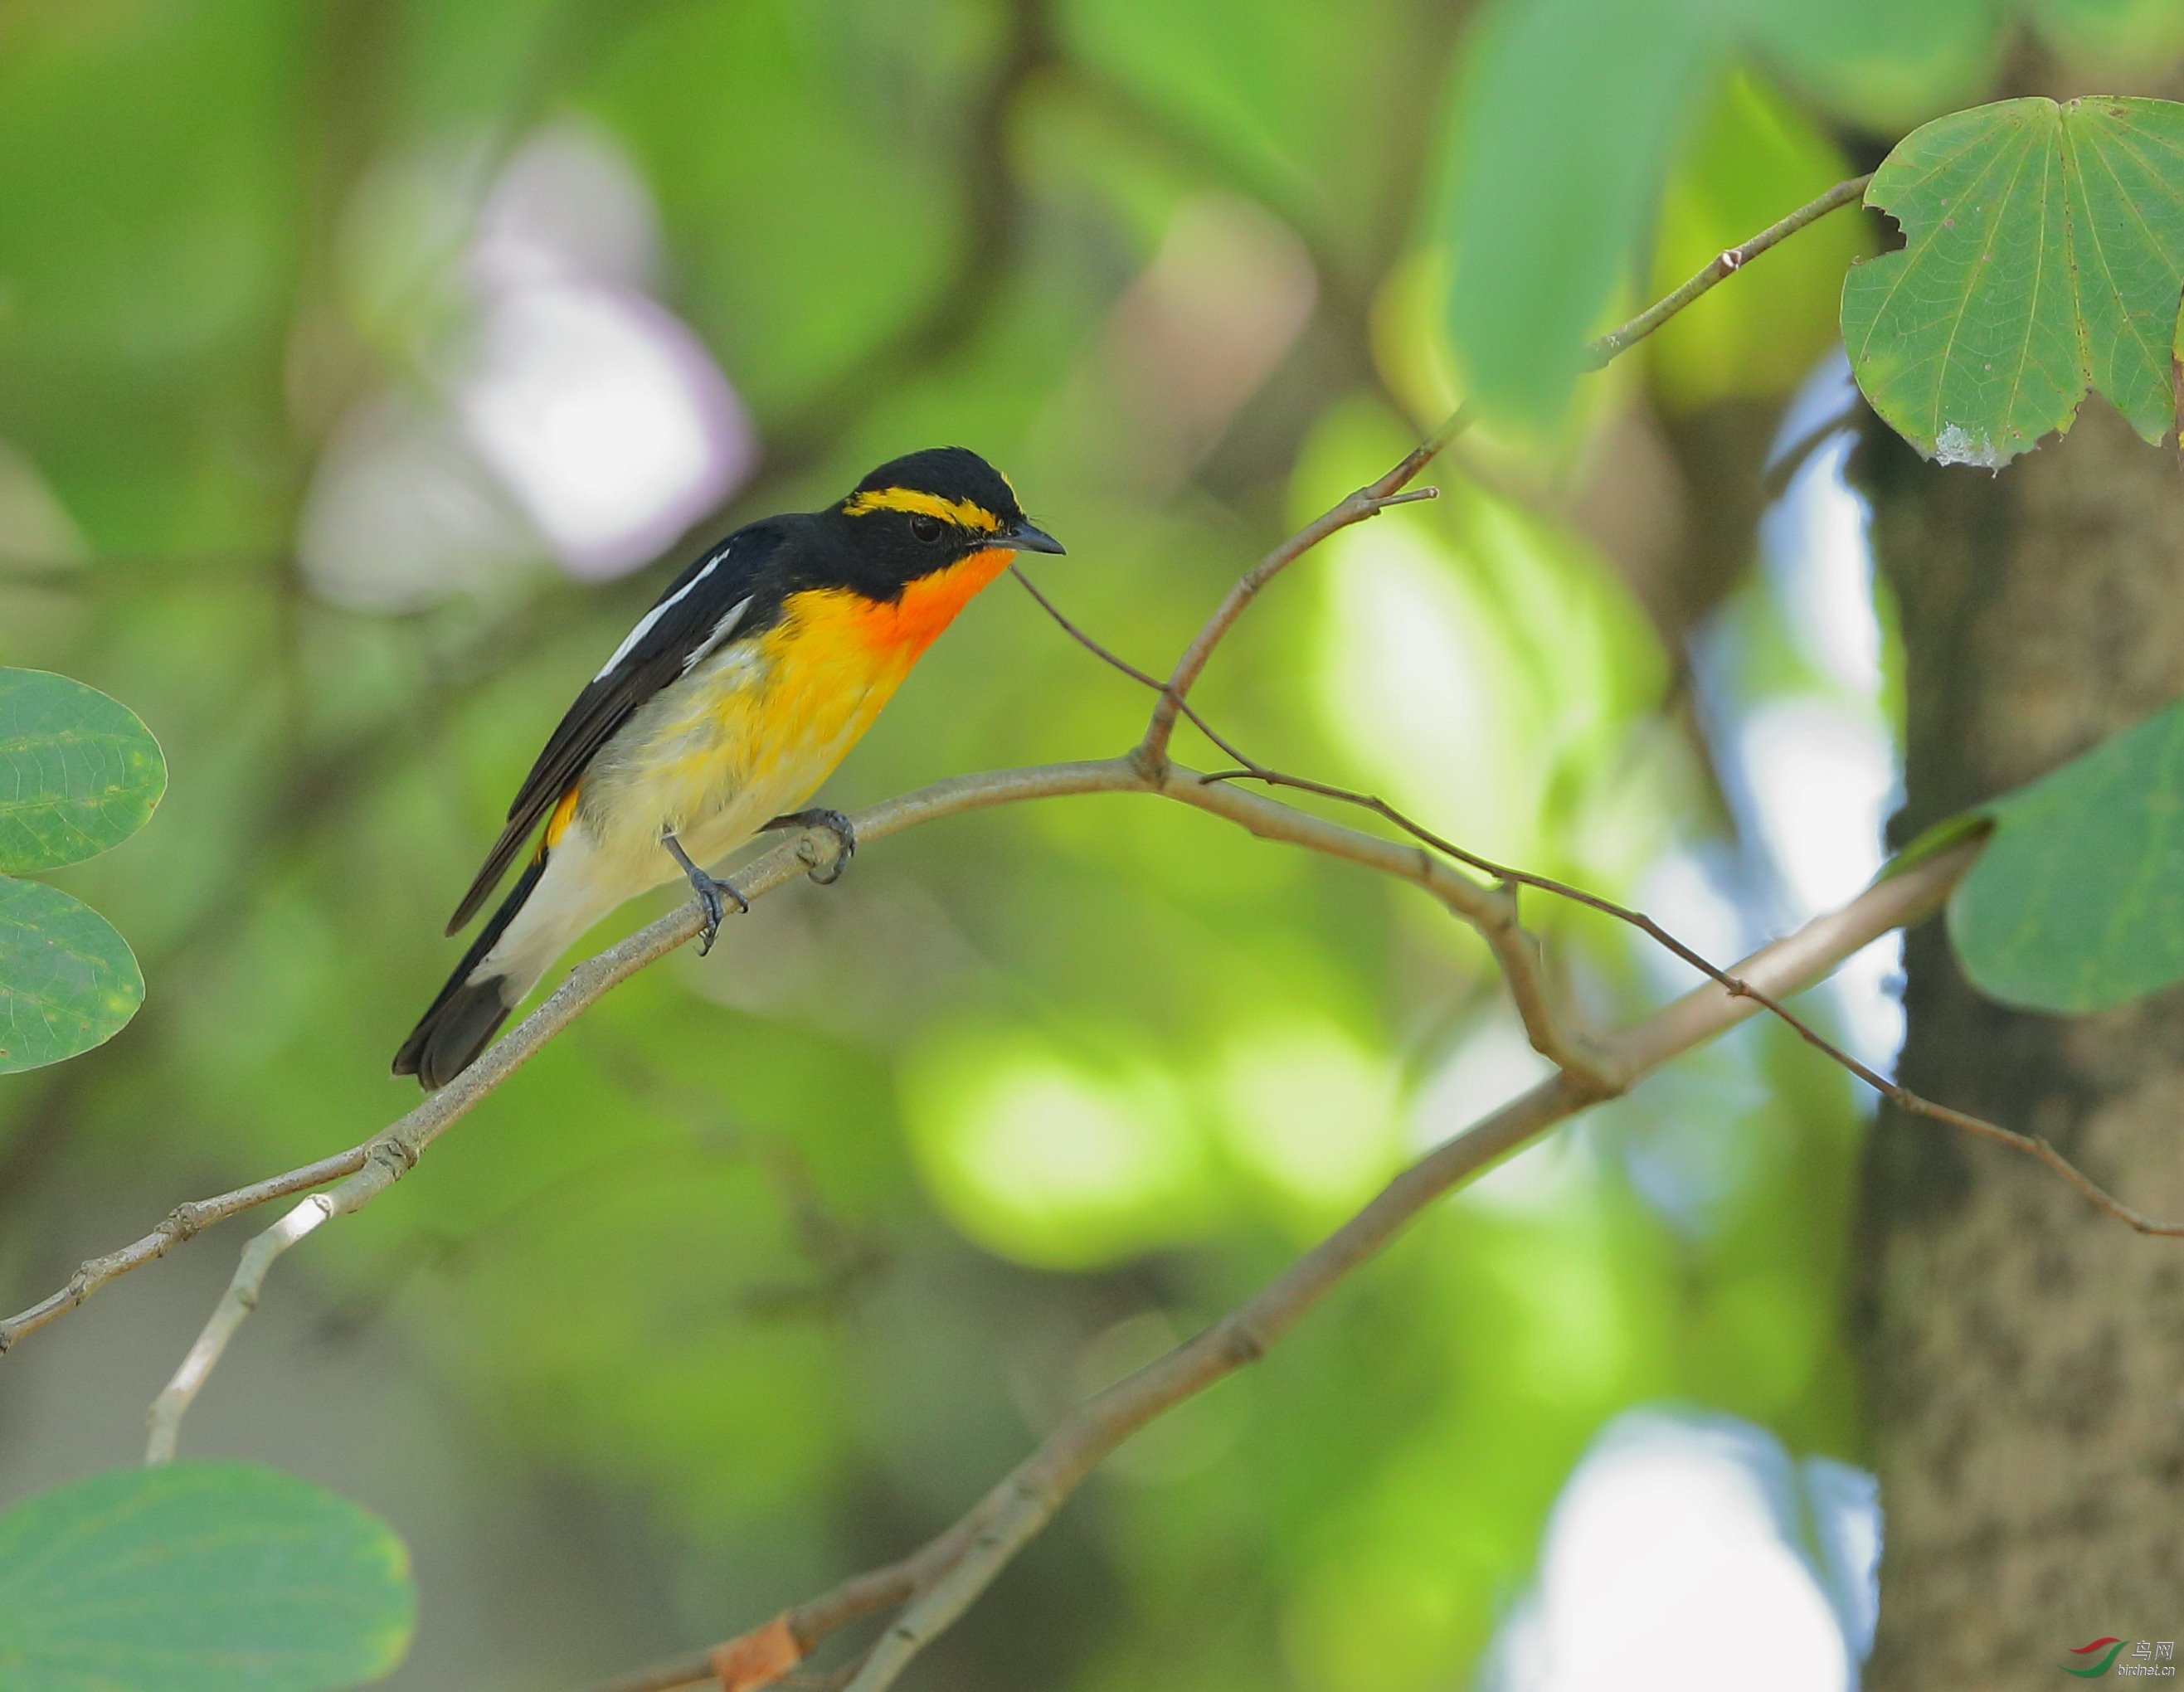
[662, 830, 747, 955]
[693, 876, 749, 955]
[766, 808, 857, 886]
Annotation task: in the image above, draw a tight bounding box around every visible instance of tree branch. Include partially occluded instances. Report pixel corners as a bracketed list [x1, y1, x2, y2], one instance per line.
[130, 760, 1134, 1456]
[120, 738, 1632, 1462]
[1014, 572, 2184, 1242]
[1136, 445, 1452, 771]
[1194, 772, 2182, 1237]
[581, 837, 1979, 1692]
[0, 1148, 371, 1356]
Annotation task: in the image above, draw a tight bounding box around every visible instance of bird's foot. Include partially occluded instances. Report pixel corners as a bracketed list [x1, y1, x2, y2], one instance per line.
[690, 876, 748, 955]
[765, 808, 857, 886]
[662, 832, 747, 955]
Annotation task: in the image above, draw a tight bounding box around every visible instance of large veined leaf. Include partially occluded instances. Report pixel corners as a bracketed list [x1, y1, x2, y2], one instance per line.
[1843, 96, 2184, 469]
[1948, 700, 2184, 1013]
[0, 666, 167, 873]
[0, 1463, 415, 1691]
[0, 874, 143, 1072]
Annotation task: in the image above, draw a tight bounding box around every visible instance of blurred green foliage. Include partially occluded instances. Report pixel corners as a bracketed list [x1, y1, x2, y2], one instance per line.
[0, 1, 2177, 1688]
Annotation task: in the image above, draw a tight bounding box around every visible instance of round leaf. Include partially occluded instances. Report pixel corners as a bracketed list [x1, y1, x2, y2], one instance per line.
[0, 873, 144, 1072]
[0, 667, 167, 873]
[1844, 96, 2184, 469]
[0, 1462, 415, 1691]
[1948, 700, 2184, 1013]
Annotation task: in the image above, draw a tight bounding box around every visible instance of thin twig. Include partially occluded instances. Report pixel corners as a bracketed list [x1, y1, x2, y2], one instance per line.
[1006, 566, 1261, 769]
[1579, 172, 1875, 369]
[1136, 422, 1460, 770]
[590, 1550, 933, 1692]
[1174, 769, 1612, 1086]
[0, 1149, 371, 1355]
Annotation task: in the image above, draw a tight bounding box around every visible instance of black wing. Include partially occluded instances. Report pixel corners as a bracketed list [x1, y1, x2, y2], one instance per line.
[444, 522, 790, 934]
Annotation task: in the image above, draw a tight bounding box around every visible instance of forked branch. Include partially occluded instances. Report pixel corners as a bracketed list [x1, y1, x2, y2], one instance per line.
[591, 839, 1980, 1692]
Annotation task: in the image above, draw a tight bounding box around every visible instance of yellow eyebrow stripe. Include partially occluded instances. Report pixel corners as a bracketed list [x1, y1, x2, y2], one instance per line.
[842, 487, 1000, 532]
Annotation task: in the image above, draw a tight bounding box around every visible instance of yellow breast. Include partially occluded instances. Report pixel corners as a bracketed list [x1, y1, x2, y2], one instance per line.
[605, 547, 1013, 853]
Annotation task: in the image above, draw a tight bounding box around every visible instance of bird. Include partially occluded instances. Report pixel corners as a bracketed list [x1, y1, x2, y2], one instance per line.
[394, 446, 1063, 1090]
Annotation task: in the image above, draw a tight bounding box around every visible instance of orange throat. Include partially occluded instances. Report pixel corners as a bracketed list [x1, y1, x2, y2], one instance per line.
[862, 547, 1014, 660]
[763, 547, 1014, 731]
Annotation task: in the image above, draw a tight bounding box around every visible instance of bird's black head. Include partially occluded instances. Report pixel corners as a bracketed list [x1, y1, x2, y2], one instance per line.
[816, 446, 1063, 599]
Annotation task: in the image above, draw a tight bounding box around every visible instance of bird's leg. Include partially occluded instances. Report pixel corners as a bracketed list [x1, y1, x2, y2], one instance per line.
[762, 808, 857, 886]
[661, 831, 746, 955]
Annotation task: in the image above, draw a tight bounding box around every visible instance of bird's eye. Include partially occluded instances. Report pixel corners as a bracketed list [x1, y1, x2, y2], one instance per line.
[909, 513, 944, 544]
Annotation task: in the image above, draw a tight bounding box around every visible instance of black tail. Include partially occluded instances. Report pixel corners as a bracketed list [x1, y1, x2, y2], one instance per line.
[394, 857, 546, 1090]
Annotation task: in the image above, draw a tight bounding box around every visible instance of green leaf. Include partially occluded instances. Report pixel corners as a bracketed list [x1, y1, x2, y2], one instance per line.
[0, 667, 166, 873]
[0, 1462, 414, 1691]
[0, 874, 144, 1072]
[1843, 96, 2184, 469]
[1948, 699, 2184, 1013]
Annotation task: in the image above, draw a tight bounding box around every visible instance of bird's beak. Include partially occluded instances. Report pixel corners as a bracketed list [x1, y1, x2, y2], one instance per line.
[992, 520, 1065, 556]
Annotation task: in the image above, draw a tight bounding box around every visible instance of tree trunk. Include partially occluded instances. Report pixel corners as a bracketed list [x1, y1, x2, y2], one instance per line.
[1855, 401, 2184, 1688]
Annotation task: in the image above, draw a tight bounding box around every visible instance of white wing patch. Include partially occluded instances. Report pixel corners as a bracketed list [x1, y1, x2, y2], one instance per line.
[592, 557, 717, 683]
[681, 595, 754, 674]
